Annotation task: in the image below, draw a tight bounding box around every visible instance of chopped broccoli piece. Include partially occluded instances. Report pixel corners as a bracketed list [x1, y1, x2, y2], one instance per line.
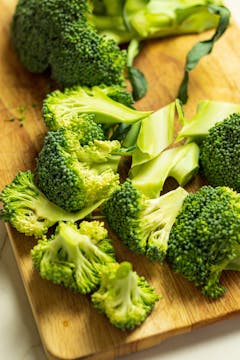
[177, 100, 240, 142]
[130, 101, 176, 168]
[168, 186, 240, 298]
[98, 85, 134, 108]
[104, 180, 188, 261]
[44, 112, 105, 143]
[200, 113, 240, 192]
[91, 261, 159, 330]
[91, 0, 224, 43]
[130, 142, 200, 198]
[31, 221, 116, 293]
[42, 86, 151, 131]
[36, 128, 120, 212]
[11, 0, 127, 88]
[0, 171, 104, 237]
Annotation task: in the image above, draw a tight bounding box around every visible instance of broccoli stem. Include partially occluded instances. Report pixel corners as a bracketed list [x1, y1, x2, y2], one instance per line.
[131, 142, 199, 198]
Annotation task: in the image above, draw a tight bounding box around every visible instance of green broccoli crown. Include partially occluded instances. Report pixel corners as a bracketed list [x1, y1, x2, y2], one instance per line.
[104, 179, 188, 262]
[168, 186, 240, 298]
[0, 170, 101, 237]
[11, 0, 127, 87]
[42, 85, 151, 128]
[31, 221, 116, 293]
[91, 261, 159, 330]
[200, 113, 240, 192]
[36, 129, 120, 212]
[43, 110, 105, 144]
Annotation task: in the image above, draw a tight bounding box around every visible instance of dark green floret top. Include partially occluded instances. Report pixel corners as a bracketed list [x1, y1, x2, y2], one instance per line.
[11, 0, 127, 88]
[168, 186, 240, 298]
[200, 113, 240, 191]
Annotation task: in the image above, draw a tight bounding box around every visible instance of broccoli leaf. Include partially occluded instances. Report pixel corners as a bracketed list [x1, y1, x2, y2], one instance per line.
[178, 5, 230, 104]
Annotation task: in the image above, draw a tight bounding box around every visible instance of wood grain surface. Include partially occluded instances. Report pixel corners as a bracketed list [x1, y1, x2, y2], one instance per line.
[1, 1, 240, 359]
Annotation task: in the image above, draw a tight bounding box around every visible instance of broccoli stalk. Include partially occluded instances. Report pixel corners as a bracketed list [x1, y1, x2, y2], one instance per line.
[91, 261, 159, 330]
[104, 180, 188, 261]
[168, 186, 240, 298]
[31, 221, 116, 293]
[130, 142, 200, 198]
[91, 0, 224, 43]
[177, 100, 240, 142]
[0, 171, 104, 237]
[43, 86, 151, 131]
[127, 101, 176, 169]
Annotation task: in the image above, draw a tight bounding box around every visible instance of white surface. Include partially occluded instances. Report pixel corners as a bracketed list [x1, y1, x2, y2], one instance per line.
[1, 1, 240, 359]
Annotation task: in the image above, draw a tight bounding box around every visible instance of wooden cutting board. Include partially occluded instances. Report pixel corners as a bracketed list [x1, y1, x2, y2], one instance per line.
[1, 1, 240, 359]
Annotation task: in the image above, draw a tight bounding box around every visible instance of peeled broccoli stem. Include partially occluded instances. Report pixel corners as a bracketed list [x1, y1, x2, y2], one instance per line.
[91, 261, 158, 330]
[43, 86, 151, 129]
[0, 170, 104, 237]
[140, 187, 189, 261]
[90, 1, 223, 43]
[130, 142, 199, 198]
[125, 101, 176, 168]
[177, 100, 240, 142]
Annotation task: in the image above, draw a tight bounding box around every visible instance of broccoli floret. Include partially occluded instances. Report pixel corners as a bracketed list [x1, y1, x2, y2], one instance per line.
[91, 261, 159, 330]
[11, 0, 127, 87]
[42, 86, 151, 130]
[130, 142, 200, 198]
[168, 186, 240, 298]
[177, 100, 240, 142]
[36, 128, 120, 212]
[44, 112, 105, 143]
[0, 171, 104, 237]
[104, 180, 188, 261]
[200, 113, 240, 192]
[31, 221, 116, 293]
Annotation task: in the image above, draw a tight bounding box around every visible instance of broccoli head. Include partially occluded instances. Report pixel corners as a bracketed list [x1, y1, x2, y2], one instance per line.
[44, 111, 106, 144]
[11, 0, 127, 87]
[200, 113, 240, 192]
[0, 171, 104, 237]
[168, 186, 240, 298]
[42, 86, 151, 131]
[31, 221, 116, 293]
[36, 128, 120, 212]
[91, 261, 159, 330]
[104, 180, 188, 262]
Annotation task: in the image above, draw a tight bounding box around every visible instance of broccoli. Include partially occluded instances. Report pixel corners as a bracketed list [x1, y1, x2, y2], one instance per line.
[0, 171, 104, 237]
[168, 186, 240, 298]
[11, 0, 127, 88]
[90, 0, 225, 43]
[130, 142, 200, 198]
[42, 86, 151, 132]
[104, 180, 188, 261]
[43, 111, 106, 143]
[128, 101, 176, 168]
[36, 128, 120, 212]
[91, 261, 159, 330]
[200, 113, 240, 192]
[31, 221, 116, 293]
[177, 100, 240, 142]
